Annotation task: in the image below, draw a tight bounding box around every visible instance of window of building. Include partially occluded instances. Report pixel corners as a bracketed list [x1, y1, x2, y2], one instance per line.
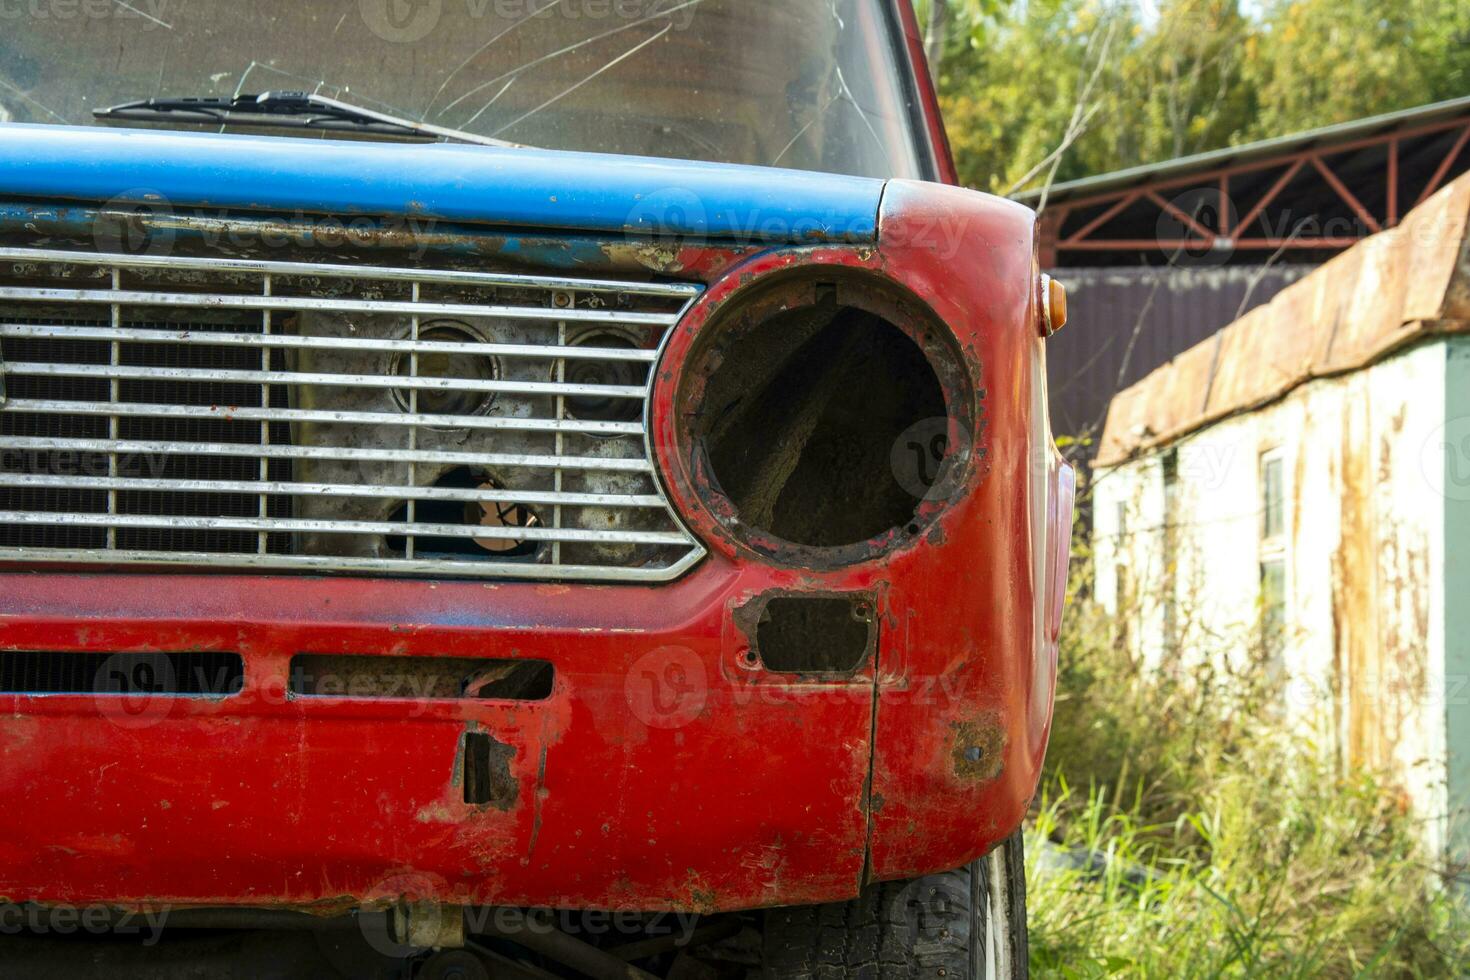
[1262, 454, 1285, 542]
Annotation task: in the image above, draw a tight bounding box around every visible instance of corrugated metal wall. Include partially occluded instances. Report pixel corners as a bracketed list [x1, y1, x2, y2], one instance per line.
[1046, 264, 1315, 443]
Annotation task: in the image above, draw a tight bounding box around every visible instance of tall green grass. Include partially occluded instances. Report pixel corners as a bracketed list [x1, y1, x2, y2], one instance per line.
[1029, 598, 1470, 977]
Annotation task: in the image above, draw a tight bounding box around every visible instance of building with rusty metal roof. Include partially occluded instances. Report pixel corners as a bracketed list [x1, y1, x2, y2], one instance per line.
[1032, 96, 1470, 443]
[1090, 172, 1470, 864]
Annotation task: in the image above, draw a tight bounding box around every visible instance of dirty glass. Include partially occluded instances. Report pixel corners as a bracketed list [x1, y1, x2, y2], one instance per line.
[0, 0, 925, 180]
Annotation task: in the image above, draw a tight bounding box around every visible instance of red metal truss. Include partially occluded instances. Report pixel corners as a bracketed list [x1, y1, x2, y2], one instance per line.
[1041, 115, 1470, 262]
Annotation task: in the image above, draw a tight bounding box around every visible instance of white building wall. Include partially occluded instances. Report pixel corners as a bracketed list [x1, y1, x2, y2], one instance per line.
[1094, 338, 1455, 857]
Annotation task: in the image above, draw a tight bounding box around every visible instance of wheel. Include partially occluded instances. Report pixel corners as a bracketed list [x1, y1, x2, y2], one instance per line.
[762, 831, 1028, 979]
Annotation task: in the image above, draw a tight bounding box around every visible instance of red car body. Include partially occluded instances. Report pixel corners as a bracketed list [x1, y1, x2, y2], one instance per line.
[0, 1, 1074, 918]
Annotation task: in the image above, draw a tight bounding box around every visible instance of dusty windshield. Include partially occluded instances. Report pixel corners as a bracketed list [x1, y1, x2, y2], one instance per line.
[0, 0, 926, 180]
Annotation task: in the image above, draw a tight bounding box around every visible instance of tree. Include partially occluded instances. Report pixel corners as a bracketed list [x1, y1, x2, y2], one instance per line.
[1241, 0, 1470, 140]
[1133, 0, 1255, 161]
[935, 0, 1470, 196]
[937, 0, 1141, 193]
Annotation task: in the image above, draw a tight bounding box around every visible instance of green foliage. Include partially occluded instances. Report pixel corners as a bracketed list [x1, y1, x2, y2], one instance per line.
[1030, 580, 1470, 977]
[1243, 0, 1470, 139]
[939, 0, 1470, 194]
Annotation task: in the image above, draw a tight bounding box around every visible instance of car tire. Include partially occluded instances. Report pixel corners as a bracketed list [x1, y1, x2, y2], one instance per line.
[762, 831, 1028, 979]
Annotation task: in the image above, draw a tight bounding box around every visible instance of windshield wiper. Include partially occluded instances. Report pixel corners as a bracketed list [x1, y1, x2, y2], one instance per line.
[93, 91, 518, 148]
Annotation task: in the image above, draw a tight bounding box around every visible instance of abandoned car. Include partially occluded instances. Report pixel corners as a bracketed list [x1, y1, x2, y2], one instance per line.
[0, 1, 1073, 976]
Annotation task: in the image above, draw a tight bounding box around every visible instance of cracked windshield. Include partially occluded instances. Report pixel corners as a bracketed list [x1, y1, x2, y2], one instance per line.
[0, 0, 924, 179]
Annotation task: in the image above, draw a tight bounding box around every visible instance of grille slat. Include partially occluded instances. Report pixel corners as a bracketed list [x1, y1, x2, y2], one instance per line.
[0, 473, 666, 508]
[1, 323, 663, 361]
[0, 399, 643, 436]
[0, 286, 681, 327]
[0, 247, 704, 581]
[0, 246, 699, 298]
[4, 360, 649, 400]
[0, 510, 691, 545]
[0, 435, 655, 472]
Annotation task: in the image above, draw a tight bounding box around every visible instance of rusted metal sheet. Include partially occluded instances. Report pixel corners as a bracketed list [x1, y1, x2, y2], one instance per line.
[0, 201, 767, 283]
[1098, 172, 1470, 466]
[1044, 263, 1310, 440]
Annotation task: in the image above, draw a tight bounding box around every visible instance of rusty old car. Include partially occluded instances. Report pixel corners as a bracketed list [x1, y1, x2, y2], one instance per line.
[0, 1, 1073, 977]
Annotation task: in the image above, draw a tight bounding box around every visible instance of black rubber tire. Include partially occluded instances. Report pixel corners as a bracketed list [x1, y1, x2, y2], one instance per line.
[762, 831, 1028, 979]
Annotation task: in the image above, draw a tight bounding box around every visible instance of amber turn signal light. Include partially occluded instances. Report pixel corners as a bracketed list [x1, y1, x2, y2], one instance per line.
[1040, 274, 1067, 335]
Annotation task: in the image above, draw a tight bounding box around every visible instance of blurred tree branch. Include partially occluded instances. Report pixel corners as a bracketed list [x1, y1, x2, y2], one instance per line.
[924, 0, 949, 82]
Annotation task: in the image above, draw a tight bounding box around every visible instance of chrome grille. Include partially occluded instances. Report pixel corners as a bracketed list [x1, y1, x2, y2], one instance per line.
[0, 247, 705, 581]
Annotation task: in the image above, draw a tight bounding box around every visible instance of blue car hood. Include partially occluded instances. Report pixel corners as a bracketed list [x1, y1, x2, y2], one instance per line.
[0, 123, 884, 243]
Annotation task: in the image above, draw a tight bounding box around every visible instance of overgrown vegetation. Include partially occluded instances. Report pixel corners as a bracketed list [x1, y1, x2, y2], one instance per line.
[1029, 579, 1470, 977]
[921, 0, 1470, 194]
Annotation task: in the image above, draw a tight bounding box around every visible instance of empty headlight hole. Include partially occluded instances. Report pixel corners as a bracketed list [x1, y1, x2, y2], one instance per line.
[687, 278, 962, 551]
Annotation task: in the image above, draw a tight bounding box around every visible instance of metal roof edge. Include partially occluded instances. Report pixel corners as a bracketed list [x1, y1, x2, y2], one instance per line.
[1015, 94, 1470, 206]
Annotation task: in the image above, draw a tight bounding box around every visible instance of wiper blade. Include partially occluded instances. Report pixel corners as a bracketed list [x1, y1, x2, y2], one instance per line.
[93, 91, 518, 148]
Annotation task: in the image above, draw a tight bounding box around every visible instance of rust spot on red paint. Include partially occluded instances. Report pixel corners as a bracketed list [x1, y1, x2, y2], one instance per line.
[950, 714, 1005, 782]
